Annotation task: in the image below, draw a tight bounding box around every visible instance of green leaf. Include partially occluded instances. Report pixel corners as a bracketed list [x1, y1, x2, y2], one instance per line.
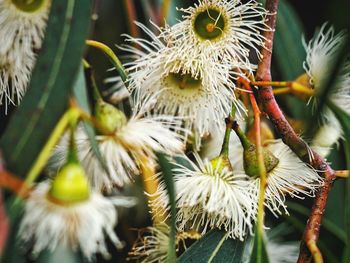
[249, 227, 270, 263]
[178, 229, 246, 263]
[273, 0, 306, 80]
[37, 246, 84, 263]
[285, 213, 340, 263]
[0, 0, 92, 178]
[286, 201, 346, 243]
[328, 103, 350, 263]
[156, 153, 177, 262]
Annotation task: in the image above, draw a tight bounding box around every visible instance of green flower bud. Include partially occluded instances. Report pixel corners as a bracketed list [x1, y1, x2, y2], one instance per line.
[48, 163, 90, 204]
[234, 124, 279, 178]
[243, 144, 279, 178]
[95, 100, 127, 134]
[12, 0, 46, 13]
[193, 7, 226, 41]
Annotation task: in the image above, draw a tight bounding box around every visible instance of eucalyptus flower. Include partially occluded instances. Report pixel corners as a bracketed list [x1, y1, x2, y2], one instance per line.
[230, 134, 323, 215]
[152, 153, 255, 240]
[0, 0, 50, 111]
[120, 22, 243, 147]
[302, 24, 350, 157]
[128, 223, 171, 263]
[51, 100, 185, 190]
[19, 163, 135, 260]
[166, 0, 269, 74]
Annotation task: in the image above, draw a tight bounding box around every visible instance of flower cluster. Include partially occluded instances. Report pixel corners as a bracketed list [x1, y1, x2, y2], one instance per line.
[3, 0, 347, 261]
[118, 0, 270, 147]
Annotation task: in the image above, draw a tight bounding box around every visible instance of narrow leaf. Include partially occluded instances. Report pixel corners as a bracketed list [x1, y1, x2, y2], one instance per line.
[0, 0, 92, 178]
[328, 103, 350, 263]
[156, 153, 176, 262]
[249, 227, 270, 263]
[178, 229, 246, 263]
[273, 0, 306, 80]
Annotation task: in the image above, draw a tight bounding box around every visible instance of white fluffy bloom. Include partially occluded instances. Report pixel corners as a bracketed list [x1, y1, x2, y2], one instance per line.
[152, 153, 255, 240]
[229, 137, 323, 215]
[51, 114, 185, 191]
[0, 0, 50, 111]
[303, 23, 346, 91]
[166, 0, 269, 73]
[303, 24, 350, 156]
[129, 223, 170, 263]
[18, 181, 135, 260]
[120, 22, 244, 147]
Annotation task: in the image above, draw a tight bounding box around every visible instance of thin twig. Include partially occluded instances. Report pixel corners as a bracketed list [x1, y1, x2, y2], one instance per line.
[256, 1, 334, 262]
[335, 170, 349, 178]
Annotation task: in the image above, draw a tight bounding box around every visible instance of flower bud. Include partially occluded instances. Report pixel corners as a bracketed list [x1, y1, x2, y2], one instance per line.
[95, 100, 127, 134]
[12, 0, 46, 13]
[243, 144, 279, 178]
[234, 124, 279, 177]
[48, 163, 90, 204]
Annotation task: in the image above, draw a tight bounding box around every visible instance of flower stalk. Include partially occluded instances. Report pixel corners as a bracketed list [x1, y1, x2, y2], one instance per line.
[86, 40, 128, 82]
[256, 1, 335, 262]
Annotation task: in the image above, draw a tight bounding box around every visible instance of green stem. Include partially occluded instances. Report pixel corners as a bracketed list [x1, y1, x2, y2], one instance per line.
[86, 40, 128, 83]
[67, 117, 79, 164]
[220, 104, 237, 156]
[233, 124, 252, 150]
[14, 108, 81, 204]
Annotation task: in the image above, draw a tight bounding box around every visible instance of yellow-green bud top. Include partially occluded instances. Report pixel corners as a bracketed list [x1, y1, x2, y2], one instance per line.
[48, 163, 90, 204]
[95, 100, 127, 134]
[210, 156, 232, 174]
[12, 0, 46, 13]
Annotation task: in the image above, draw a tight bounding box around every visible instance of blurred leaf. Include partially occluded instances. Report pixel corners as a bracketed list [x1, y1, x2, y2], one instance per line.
[178, 229, 245, 263]
[328, 103, 350, 263]
[37, 246, 83, 263]
[287, 201, 346, 243]
[174, 155, 194, 170]
[156, 153, 176, 262]
[249, 228, 269, 263]
[285, 213, 340, 263]
[0, 0, 92, 178]
[274, 0, 306, 80]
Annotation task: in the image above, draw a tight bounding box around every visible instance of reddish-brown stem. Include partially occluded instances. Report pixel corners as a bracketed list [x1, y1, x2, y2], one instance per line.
[123, 0, 140, 38]
[0, 193, 8, 256]
[0, 170, 30, 199]
[256, 0, 334, 262]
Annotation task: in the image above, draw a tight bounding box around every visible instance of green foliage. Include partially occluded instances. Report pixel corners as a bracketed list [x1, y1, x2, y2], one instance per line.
[328, 103, 350, 263]
[178, 229, 246, 263]
[249, 228, 270, 263]
[156, 153, 177, 262]
[0, 1, 92, 262]
[0, 0, 92, 178]
[274, 0, 306, 80]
